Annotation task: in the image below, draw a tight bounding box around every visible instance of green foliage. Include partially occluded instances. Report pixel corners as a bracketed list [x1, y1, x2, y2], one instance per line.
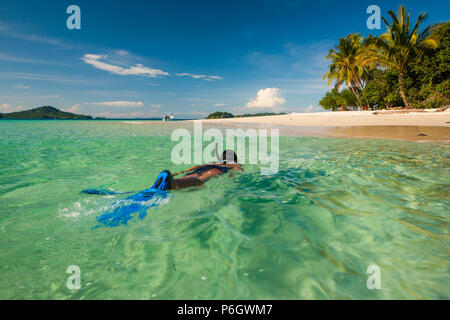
[0, 106, 92, 119]
[319, 88, 357, 111]
[407, 21, 450, 108]
[410, 22, 450, 85]
[360, 69, 402, 109]
[340, 88, 358, 109]
[436, 79, 450, 97]
[319, 89, 341, 111]
[321, 5, 449, 110]
[323, 33, 378, 106]
[206, 111, 234, 119]
[419, 95, 448, 109]
[205, 111, 286, 119]
[235, 112, 286, 118]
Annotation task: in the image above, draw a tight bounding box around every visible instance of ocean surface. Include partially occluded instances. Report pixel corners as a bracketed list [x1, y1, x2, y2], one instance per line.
[0, 120, 448, 299]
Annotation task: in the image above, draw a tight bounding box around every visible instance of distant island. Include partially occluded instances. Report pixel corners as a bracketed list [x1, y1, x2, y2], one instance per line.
[0, 106, 99, 120]
[206, 111, 286, 119]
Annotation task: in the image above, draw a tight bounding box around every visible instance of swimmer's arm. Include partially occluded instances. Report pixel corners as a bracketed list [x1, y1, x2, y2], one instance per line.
[228, 164, 243, 177]
[230, 163, 243, 172]
[172, 165, 202, 176]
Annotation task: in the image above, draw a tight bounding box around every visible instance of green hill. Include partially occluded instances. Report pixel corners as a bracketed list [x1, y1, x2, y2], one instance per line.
[0, 106, 93, 119]
[205, 111, 234, 119]
[205, 111, 286, 119]
[235, 112, 286, 118]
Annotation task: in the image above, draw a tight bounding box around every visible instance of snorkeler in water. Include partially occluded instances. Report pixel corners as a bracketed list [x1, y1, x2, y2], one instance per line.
[83, 149, 241, 196]
[83, 150, 241, 227]
[151, 150, 242, 191]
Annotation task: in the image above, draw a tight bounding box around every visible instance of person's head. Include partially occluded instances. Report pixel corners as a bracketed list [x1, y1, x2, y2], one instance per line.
[222, 150, 238, 164]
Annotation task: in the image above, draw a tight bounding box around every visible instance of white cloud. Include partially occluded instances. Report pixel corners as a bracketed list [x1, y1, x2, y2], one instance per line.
[0, 103, 25, 113]
[1, 94, 59, 99]
[180, 110, 208, 116]
[13, 83, 29, 89]
[150, 104, 162, 109]
[0, 103, 11, 112]
[89, 110, 160, 119]
[176, 73, 223, 81]
[214, 103, 226, 107]
[301, 105, 324, 113]
[0, 72, 91, 84]
[246, 87, 286, 108]
[87, 101, 144, 107]
[0, 53, 68, 66]
[62, 104, 81, 113]
[82, 53, 223, 82]
[0, 22, 69, 48]
[114, 50, 129, 56]
[82, 54, 169, 78]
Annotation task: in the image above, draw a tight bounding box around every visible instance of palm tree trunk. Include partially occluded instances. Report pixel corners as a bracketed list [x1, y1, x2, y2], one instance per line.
[353, 74, 363, 90]
[351, 76, 362, 109]
[398, 72, 411, 109]
[350, 85, 361, 109]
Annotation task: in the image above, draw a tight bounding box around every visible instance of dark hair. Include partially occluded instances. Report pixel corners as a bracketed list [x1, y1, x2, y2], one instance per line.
[222, 150, 238, 164]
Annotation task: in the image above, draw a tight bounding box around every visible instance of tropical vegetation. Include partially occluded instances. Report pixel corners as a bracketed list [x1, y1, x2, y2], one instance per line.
[0, 106, 94, 119]
[206, 111, 286, 119]
[320, 5, 449, 111]
[205, 111, 234, 119]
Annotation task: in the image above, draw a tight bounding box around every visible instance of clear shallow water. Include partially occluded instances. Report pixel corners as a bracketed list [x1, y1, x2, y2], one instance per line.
[0, 120, 449, 299]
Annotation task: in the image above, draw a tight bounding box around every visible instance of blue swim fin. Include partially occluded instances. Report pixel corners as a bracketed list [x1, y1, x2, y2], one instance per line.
[150, 170, 172, 191]
[94, 170, 172, 228]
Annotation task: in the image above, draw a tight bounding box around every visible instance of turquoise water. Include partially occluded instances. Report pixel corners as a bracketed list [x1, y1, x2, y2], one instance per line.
[0, 120, 449, 299]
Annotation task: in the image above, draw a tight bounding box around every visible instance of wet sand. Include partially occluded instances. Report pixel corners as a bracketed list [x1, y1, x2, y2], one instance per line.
[202, 111, 450, 143]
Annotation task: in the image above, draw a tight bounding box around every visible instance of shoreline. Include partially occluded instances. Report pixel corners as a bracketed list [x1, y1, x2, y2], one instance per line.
[193, 111, 450, 143]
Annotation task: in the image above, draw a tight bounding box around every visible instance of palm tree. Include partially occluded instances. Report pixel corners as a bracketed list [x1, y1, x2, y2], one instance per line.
[377, 5, 439, 108]
[323, 34, 378, 108]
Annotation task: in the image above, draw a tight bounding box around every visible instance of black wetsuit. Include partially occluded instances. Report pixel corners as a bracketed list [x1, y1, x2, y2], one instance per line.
[184, 164, 229, 176]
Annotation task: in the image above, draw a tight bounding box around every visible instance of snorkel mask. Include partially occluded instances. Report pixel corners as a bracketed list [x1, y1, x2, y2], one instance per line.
[215, 143, 238, 164]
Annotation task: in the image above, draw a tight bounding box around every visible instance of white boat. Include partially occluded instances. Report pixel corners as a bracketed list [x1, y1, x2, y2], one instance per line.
[162, 113, 174, 121]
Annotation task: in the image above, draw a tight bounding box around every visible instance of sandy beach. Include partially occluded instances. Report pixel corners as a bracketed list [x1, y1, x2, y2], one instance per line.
[202, 110, 450, 143]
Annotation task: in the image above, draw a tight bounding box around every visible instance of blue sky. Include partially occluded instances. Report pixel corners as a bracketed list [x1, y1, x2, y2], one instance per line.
[0, 0, 448, 118]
